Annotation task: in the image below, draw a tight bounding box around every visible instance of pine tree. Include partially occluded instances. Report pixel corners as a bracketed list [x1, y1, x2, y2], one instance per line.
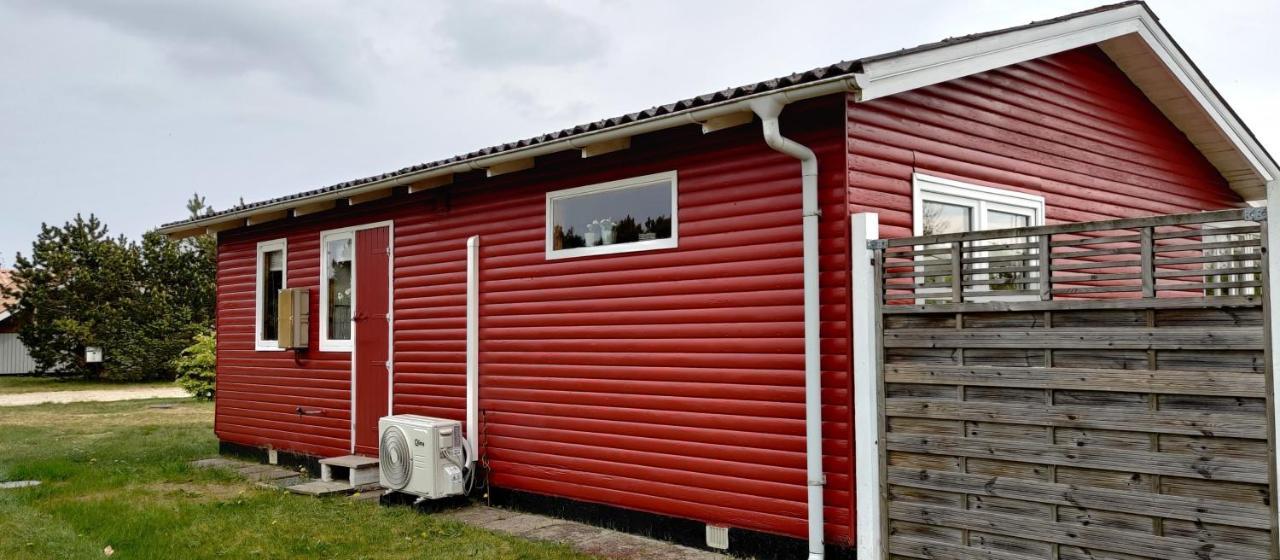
[3, 195, 216, 380]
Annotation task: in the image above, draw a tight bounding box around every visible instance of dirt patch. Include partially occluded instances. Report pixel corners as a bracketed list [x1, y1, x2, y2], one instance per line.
[1, 401, 211, 430]
[0, 387, 189, 408]
[144, 481, 254, 502]
[69, 481, 257, 504]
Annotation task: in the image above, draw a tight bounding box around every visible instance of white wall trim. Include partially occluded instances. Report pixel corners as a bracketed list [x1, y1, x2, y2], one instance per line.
[912, 174, 1045, 304]
[316, 220, 394, 455]
[319, 220, 395, 355]
[911, 173, 1046, 235]
[387, 224, 397, 417]
[319, 230, 356, 354]
[254, 238, 288, 352]
[544, 170, 678, 260]
[851, 213, 884, 560]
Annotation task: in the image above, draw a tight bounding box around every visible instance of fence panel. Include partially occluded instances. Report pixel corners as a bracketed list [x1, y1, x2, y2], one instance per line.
[874, 208, 1276, 560]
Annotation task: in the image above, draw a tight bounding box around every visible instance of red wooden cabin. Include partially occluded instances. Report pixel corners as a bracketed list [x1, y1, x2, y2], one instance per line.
[158, 3, 1278, 557]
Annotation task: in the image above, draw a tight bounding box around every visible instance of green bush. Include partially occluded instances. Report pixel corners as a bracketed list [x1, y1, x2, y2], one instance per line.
[174, 331, 216, 400]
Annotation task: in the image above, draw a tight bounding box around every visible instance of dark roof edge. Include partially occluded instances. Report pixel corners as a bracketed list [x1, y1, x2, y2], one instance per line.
[157, 70, 863, 232]
[162, 1, 1279, 234]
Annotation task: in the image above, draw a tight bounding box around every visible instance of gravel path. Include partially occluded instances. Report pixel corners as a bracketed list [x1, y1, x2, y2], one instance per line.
[0, 387, 188, 407]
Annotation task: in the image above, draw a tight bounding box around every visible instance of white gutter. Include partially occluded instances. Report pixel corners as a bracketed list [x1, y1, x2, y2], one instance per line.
[748, 95, 825, 560]
[158, 77, 858, 236]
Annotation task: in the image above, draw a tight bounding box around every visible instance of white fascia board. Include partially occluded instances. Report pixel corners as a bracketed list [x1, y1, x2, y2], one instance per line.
[0, 310, 11, 324]
[1126, 23, 1277, 183]
[851, 3, 1277, 185]
[854, 11, 1144, 101]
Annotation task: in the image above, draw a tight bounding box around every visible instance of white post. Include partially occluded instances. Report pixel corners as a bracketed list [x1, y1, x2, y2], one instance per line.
[1265, 182, 1280, 537]
[465, 235, 481, 468]
[851, 213, 884, 560]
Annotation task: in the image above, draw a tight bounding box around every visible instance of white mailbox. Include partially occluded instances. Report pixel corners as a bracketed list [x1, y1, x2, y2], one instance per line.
[85, 346, 103, 363]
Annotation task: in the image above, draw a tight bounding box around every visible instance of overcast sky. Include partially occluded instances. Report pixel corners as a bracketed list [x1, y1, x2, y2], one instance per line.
[1, 0, 1276, 264]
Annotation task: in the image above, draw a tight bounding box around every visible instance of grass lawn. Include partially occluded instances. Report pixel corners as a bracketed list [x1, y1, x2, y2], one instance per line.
[0, 375, 174, 394]
[0, 399, 593, 560]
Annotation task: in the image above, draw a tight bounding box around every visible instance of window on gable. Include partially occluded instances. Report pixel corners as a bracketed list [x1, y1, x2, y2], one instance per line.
[913, 173, 1045, 301]
[255, 239, 287, 351]
[1203, 221, 1261, 296]
[546, 171, 677, 259]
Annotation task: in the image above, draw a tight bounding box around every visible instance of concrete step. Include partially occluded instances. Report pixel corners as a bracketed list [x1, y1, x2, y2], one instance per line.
[287, 480, 357, 497]
[319, 455, 379, 488]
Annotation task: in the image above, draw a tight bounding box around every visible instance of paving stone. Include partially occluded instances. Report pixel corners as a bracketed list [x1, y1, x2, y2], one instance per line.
[523, 522, 602, 543]
[350, 489, 383, 502]
[243, 467, 299, 482]
[575, 531, 726, 560]
[0, 480, 40, 489]
[484, 512, 564, 536]
[444, 506, 732, 560]
[237, 464, 277, 475]
[446, 505, 517, 527]
[256, 476, 304, 489]
[286, 480, 354, 497]
[194, 457, 729, 559]
[189, 457, 241, 470]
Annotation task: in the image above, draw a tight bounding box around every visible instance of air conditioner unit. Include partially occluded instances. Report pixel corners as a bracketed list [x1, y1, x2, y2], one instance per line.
[378, 415, 467, 499]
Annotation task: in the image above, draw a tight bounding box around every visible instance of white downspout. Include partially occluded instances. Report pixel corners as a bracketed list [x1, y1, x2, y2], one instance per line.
[749, 96, 824, 560]
[465, 235, 480, 468]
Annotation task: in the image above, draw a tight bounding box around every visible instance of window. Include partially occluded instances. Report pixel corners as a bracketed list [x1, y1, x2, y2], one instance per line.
[1203, 221, 1261, 296]
[546, 171, 677, 259]
[913, 173, 1045, 301]
[255, 239, 287, 351]
[320, 231, 354, 351]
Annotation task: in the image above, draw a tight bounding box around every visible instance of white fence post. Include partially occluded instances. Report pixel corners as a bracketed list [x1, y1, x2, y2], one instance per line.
[1265, 185, 1280, 539]
[851, 213, 884, 560]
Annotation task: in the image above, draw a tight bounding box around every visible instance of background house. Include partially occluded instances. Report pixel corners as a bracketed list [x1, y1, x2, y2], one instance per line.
[0, 269, 37, 375]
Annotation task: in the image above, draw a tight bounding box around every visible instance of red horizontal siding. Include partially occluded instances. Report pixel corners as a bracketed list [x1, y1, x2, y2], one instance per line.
[842, 45, 1243, 544]
[848, 46, 1243, 241]
[215, 96, 855, 544]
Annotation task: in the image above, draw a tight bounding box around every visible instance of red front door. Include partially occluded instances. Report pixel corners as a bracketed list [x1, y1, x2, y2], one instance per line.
[353, 226, 390, 455]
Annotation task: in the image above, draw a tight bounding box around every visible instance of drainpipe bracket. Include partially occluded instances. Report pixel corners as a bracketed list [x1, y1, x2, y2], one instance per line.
[804, 209, 823, 219]
[808, 475, 827, 486]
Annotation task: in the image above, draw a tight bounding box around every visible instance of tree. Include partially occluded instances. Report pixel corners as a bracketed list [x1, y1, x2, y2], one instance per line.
[3, 195, 216, 380]
[174, 330, 216, 400]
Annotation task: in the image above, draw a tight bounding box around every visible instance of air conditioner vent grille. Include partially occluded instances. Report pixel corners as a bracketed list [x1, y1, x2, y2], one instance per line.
[380, 425, 411, 490]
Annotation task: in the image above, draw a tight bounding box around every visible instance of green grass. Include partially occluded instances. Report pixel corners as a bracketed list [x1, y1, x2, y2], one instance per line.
[0, 375, 174, 394]
[0, 399, 594, 560]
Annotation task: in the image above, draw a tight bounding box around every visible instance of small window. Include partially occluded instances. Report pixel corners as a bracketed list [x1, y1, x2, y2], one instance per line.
[255, 239, 287, 351]
[546, 171, 677, 259]
[320, 232, 354, 351]
[913, 173, 1044, 301]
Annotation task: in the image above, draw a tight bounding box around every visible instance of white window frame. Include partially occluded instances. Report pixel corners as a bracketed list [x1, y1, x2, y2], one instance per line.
[255, 239, 288, 352]
[1202, 220, 1261, 296]
[545, 170, 678, 260]
[912, 173, 1045, 302]
[319, 229, 356, 353]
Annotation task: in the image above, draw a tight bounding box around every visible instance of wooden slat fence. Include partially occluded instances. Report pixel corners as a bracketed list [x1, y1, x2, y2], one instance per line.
[872, 208, 1277, 560]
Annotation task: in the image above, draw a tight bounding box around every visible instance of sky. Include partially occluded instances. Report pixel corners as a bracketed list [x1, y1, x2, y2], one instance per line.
[1, 0, 1277, 264]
